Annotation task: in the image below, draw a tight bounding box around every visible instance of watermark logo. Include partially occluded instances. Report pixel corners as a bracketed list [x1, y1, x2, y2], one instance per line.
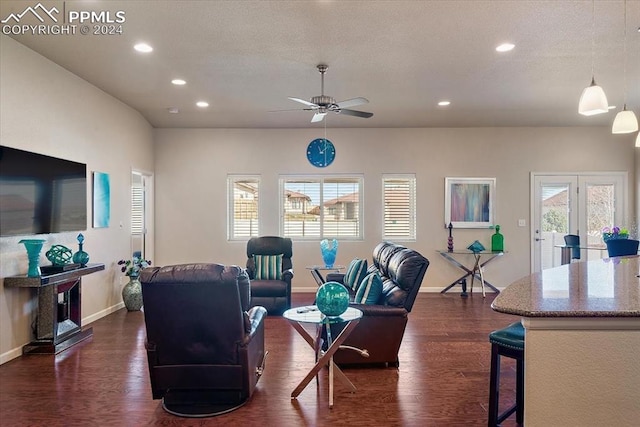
[1, 3, 59, 24]
[2, 2, 126, 36]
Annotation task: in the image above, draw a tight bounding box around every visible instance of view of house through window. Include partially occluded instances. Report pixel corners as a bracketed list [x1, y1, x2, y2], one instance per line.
[228, 176, 260, 239]
[281, 176, 362, 239]
[383, 175, 416, 240]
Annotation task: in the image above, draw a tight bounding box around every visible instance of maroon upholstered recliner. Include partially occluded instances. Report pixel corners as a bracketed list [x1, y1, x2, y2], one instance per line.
[140, 263, 267, 417]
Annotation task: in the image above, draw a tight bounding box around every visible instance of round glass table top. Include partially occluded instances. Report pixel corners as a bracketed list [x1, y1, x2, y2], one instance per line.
[283, 306, 362, 325]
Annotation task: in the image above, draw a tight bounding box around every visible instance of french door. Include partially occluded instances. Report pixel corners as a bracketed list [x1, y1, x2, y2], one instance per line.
[531, 173, 626, 272]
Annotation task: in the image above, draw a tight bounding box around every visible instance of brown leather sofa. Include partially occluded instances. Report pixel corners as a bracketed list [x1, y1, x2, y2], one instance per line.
[140, 263, 267, 417]
[326, 242, 429, 367]
[246, 236, 293, 315]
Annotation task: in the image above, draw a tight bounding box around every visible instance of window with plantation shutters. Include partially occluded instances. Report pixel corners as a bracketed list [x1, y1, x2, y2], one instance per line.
[383, 175, 416, 240]
[280, 176, 363, 240]
[228, 176, 260, 240]
[131, 183, 144, 234]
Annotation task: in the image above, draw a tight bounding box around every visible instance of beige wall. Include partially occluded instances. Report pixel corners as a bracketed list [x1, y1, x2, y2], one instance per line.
[1, 33, 637, 364]
[153, 127, 636, 291]
[0, 36, 154, 363]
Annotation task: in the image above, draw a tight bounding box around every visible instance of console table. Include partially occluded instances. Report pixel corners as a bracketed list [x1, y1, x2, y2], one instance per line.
[438, 250, 504, 297]
[4, 263, 105, 355]
[306, 265, 345, 287]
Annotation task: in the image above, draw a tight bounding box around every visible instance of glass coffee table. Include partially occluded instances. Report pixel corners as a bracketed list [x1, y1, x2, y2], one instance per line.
[283, 306, 364, 408]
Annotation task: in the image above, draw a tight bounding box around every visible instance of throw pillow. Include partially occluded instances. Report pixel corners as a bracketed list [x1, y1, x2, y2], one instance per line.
[343, 258, 368, 290]
[253, 254, 283, 280]
[354, 271, 383, 305]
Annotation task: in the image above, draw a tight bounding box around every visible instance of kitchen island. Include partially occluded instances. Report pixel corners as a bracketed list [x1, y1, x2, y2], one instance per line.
[491, 256, 640, 426]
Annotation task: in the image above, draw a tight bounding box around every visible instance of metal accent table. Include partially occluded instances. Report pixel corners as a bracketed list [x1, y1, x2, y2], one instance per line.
[283, 306, 363, 408]
[305, 265, 345, 287]
[554, 244, 607, 265]
[4, 263, 105, 354]
[438, 250, 504, 297]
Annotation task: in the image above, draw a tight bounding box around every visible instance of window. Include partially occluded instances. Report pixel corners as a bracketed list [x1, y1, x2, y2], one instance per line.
[228, 176, 260, 239]
[281, 176, 363, 239]
[383, 175, 416, 240]
[131, 181, 144, 234]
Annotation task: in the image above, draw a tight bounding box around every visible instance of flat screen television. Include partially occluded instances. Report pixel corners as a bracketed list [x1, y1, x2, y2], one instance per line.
[0, 146, 87, 237]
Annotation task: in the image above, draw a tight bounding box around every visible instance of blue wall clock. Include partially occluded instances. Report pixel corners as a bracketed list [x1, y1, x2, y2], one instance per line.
[306, 138, 335, 168]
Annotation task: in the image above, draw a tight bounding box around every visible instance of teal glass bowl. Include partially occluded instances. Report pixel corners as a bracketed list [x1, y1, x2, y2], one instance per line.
[316, 281, 350, 317]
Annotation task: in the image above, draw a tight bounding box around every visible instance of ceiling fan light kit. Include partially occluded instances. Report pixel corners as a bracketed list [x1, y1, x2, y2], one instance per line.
[286, 64, 373, 123]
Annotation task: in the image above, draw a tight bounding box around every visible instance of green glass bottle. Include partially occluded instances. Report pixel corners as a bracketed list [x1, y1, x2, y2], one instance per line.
[491, 225, 504, 252]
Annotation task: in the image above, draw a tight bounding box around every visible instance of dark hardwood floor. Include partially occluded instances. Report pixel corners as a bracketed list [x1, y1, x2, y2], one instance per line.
[0, 293, 523, 426]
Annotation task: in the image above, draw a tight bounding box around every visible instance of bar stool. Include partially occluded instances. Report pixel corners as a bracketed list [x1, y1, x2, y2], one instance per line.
[488, 321, 524, 426]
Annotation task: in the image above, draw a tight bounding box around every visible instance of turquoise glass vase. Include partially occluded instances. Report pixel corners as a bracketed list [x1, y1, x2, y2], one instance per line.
[320, 239, 338, 268]
[19, 239, 46, 277]
[315, 281, 349, 317]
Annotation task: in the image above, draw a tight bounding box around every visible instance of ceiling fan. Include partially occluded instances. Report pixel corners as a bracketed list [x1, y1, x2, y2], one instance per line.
[284, 64, 373, 123]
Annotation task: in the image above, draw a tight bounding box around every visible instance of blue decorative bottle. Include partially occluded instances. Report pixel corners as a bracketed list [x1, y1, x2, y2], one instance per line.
[72, 233, 90, 266]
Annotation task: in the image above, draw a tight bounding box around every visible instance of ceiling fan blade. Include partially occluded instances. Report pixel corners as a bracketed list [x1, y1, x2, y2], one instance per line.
[288, 97, 318, 108]
[268, 108, 314, 113]
[336, 97, 369, 109]
[339, 109, 373, 118]
[311, 112, 327, 122]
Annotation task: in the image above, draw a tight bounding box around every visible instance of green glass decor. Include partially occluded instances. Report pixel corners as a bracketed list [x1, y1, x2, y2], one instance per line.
[491, 225, 504, 252]
[46, 245, 73, 266]
[19, 239, 46, 277]
[72, 233, 90, 266]
[315, 281, 349, 317]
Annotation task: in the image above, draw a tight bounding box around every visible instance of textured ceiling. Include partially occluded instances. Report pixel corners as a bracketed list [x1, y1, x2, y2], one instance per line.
[1, 0, 639, 129]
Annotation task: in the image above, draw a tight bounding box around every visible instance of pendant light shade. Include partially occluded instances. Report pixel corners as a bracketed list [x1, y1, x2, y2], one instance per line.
[636, 132, 640, 148]
[578, 77, 609, 116]
[612, 105, 639, 134]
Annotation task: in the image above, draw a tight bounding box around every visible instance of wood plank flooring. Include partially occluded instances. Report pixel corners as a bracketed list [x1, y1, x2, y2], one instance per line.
[0, 293, 523, 426]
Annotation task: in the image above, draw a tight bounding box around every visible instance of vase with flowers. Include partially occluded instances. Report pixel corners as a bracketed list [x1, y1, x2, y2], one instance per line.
[602, 226, 629, 242]
[118, 256, 151, 311]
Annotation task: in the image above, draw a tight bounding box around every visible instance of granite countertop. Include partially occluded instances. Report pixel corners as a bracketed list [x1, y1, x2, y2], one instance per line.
[492, 256, 640, 317]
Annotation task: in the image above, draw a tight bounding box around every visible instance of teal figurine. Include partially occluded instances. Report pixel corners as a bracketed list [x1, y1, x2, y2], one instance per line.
[72, 233, 90, 266]
[491, 225, 504, 252]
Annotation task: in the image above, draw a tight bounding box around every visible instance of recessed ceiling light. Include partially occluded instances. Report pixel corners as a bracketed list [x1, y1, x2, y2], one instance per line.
[171, 79, 186, 85]
[167, 107, 179, 114]
[496, 43, 515, 52]
[134, 43, 153, 53]
[438, 100, 451, 106]
[196, 101, 209, 108]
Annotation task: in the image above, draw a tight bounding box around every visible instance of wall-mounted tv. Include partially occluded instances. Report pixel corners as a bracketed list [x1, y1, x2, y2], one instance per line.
[0, 146, 87, 237]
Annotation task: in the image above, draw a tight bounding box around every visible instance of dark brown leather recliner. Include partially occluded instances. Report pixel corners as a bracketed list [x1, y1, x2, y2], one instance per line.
[327, 242, 429, 367]
[246, 236, 293, 315]
[140, 263, 267, 417]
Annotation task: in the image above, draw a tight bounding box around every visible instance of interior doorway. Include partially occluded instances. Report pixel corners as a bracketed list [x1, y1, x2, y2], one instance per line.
[131, 170, 154, 262]
[531, 172, 626, 272]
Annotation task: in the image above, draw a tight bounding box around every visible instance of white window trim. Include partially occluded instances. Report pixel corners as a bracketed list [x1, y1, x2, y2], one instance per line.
[227, 175, 261, 241]
[279, 175, 364, 241]
[382, 174, 417, 241]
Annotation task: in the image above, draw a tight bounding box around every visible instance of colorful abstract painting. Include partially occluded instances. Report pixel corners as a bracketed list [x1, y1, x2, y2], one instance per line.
[92, 171, 110, 228]
[445, 178, 495, 228]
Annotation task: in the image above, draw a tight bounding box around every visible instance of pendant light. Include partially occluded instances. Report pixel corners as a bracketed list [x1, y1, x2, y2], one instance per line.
[612, 0, 638, 133]
[635, 132, 640, 148]
[579, 0, 609, 116]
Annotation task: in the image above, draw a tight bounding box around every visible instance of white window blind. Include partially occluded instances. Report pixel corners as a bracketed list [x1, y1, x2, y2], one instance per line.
[228, 176, 260, 239]
[383, 175, 416, 240]
[131, 183, 144, 234]
[281, 176, 362, 239]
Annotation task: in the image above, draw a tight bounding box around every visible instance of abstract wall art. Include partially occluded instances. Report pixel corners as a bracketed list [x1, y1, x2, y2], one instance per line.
[92, 171, 110, 228]
[444, 177, 495, 228]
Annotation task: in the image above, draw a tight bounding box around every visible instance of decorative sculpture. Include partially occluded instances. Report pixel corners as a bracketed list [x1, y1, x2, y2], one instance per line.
[320, 238, 338, 268]
[315, 281, 349, 317]
[447, 222, 454, 252]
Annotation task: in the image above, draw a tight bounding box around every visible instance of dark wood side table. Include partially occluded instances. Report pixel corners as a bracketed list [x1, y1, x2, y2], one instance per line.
[4, 263, 105, 354]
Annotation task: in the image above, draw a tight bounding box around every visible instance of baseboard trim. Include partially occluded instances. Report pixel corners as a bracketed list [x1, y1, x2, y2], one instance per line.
[1, 302, 126, 366]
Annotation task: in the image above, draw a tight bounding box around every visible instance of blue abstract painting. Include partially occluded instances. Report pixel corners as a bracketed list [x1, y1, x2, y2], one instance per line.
[92, 171, 110, 228]
[445, 177, 495, 228]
